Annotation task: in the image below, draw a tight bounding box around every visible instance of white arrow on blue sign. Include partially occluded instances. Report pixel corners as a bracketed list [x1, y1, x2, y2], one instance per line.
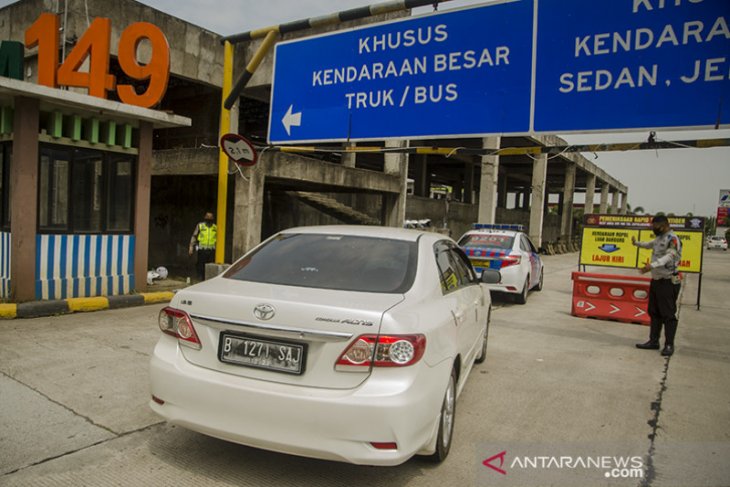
[268, 0, 534, 144]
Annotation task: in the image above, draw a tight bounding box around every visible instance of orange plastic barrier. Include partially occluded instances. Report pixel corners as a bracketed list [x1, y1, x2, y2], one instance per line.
[571, 272, 651, 326]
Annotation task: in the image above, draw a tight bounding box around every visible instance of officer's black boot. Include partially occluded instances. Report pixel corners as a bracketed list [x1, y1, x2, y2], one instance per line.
[636, 319, 661, 350]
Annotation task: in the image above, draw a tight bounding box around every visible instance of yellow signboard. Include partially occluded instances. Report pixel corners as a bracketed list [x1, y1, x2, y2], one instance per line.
[636, 230, 703, 273]
[581, 214, 704, 273]
[580, 228, 641, 268]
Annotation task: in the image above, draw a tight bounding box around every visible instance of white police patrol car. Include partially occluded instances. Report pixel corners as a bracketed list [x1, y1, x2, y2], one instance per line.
[458, 224, 544, 304]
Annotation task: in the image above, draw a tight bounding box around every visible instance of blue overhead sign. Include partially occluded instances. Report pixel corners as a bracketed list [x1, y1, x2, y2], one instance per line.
[268, 0, 534, 144]
[268, 0, 730, 144]
[535, 0, 730, 133]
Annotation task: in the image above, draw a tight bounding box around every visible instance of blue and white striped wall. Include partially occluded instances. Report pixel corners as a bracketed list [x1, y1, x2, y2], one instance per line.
[36, 234, 136, 300]
[0, 232, 10, 299]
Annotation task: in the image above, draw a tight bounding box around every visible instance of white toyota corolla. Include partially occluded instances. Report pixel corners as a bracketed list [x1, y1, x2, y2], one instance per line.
[150, 226, 499, 466]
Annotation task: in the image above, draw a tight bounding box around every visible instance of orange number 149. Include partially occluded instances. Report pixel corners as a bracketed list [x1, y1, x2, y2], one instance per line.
[25, 13, 170, 108]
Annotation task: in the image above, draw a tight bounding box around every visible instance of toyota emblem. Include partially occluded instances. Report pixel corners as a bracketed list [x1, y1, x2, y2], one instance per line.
[253, 304, 275, 321]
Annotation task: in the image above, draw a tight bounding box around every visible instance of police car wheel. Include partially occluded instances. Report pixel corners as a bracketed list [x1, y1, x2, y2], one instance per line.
[515, 276, 529, 305]
[535, 269, 544, 292]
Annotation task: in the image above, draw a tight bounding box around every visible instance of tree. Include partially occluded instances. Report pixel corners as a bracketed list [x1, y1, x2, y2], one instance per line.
[706, 216, 716, 236]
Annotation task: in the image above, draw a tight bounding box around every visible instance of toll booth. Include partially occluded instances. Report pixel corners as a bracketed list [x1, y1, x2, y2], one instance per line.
[0, 77, 189, 302]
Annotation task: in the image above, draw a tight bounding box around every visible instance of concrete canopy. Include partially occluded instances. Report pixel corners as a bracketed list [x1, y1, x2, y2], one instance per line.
[0, 77, 191, 129]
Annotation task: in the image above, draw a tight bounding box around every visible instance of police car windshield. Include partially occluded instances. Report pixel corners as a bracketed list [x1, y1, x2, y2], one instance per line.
[223, 233, 418, 293]
[458, 234, 515, 250]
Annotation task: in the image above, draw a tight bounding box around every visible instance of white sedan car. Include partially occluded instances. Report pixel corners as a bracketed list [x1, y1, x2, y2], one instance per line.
[706, 235, 728, 251]
[458, 224, 544, 304]
[150, 226, 500, 466]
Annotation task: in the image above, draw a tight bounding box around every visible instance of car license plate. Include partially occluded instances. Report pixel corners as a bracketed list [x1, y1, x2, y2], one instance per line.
[471, 259, 491, 269]
[219, 333, 306, 375]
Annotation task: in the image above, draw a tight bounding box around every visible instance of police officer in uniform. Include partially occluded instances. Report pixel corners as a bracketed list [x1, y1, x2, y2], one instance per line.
[632, 215, 682, 356]
[189, 212, 217, 281]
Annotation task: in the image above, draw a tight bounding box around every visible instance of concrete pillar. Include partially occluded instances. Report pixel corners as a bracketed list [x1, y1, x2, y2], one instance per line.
[599, 184, 610, 213]
[342, 142, 356, 168]
[453, 176, 464, 203]
[584, 173, 596, 215]
[478, 136, 500, 224]
[232, 158, 266, 258]
[620, 191, 629, 214]
[463, 162, 474, 204]
[414, 155, 429, 197]
[557, 191, 565, 216]
[610, 191, 620, 214]
[529, 154, 548, 247]
[382, 140, 408, 227]
[497, 174, 508, 208]
[133, 121, 154, 292]
[10, 97, 39, 302]
[561, 163, 576, 239]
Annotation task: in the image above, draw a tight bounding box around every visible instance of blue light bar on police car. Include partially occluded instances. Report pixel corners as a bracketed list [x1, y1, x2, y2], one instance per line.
[472, 223, 525, 231]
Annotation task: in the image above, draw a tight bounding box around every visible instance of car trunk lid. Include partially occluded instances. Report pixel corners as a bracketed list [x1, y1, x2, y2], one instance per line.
[463, 245, 511, 271]
[172, 277, 404, 389]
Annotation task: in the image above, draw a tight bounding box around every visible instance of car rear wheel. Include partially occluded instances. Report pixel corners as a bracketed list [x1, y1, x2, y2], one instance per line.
[534, 268, 544, 292]
[475, 308, 490, 364]
[426, 368, 456, 463]
[515, 276, 529, 304]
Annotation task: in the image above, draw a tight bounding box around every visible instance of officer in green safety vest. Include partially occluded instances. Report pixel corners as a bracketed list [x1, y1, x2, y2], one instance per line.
[189, 211, 217, 281]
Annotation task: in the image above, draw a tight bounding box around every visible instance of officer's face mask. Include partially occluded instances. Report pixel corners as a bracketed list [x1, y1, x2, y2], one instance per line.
[205, 219, 213, 226]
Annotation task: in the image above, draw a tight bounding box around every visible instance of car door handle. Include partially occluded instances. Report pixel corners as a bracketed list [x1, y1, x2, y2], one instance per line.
[451, 310, 465, 325]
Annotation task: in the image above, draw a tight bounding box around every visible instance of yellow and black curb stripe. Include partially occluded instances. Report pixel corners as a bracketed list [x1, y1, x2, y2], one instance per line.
[0, 292, 175, 319]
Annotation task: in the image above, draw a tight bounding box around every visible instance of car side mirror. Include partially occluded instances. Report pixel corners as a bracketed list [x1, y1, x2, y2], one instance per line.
[480, 269, 501, 284]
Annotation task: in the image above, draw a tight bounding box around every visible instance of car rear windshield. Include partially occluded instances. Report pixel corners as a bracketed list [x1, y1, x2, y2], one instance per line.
[223, 233, 418, 293]
[458, 233, 515, 250]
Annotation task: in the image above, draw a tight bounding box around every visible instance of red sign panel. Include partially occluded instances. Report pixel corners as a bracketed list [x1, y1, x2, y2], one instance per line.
[717, 207, 729, 226]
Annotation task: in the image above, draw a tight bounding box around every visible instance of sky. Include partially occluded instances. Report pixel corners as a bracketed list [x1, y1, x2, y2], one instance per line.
[3, 0, 729, 218]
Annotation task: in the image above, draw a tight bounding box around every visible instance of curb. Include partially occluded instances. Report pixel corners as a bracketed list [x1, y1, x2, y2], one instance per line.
[0, 291, 175, 320]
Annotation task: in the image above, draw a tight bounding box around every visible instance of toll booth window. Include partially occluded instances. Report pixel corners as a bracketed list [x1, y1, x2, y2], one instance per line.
[38, 146, 135, 234]
[106, 158, 134, 232]
[72, 154, 103, 232]
[39, 151, 70, 230]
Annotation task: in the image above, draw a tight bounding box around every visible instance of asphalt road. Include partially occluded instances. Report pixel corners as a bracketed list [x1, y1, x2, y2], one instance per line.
[1, 251, 729, 487]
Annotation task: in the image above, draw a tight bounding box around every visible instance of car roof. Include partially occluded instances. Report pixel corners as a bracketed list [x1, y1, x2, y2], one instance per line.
[462, 229, 521, 238]
[279, 225, 448, 243]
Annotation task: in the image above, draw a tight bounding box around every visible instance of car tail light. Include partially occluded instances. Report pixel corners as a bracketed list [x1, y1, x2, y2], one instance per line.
[158, 307, 202, 350]
[336, 334, 426, 368]
[500, 254, 521, 268]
